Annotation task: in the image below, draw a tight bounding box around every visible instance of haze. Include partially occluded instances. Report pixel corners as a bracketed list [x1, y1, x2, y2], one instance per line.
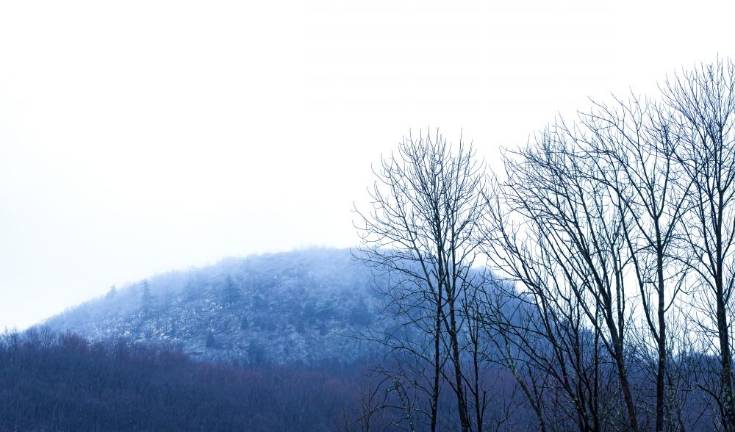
[1, 0, 734, 329]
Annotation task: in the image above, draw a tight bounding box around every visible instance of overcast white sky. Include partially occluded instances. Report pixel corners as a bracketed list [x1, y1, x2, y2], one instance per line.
[1, 0, 734, 329]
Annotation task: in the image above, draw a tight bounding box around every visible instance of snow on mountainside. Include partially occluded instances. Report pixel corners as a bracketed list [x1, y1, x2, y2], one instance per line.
[43, 248, 393, 364]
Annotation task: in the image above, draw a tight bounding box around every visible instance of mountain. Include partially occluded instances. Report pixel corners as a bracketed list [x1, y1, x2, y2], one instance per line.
[44, 248, 392, 365]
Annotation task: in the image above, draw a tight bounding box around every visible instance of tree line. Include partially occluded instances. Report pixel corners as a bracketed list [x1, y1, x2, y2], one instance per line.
[353, 59, 735, 432]
[0, 328, 368, 431]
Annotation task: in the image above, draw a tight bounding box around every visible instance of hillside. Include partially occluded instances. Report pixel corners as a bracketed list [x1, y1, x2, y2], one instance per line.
[44, 249, 391, 364]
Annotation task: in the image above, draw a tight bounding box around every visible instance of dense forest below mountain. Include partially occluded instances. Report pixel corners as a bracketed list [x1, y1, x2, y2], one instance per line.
[0, 329, 371, 431]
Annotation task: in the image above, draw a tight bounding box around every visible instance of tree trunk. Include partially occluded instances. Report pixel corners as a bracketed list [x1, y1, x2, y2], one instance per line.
[431, 293, 442, 432]
[447, 296, 471, 432]
[655, 243, 667, 432]
[717, 288, 735, 432]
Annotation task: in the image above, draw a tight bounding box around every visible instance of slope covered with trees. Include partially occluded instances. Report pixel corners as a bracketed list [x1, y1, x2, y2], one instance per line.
[44, 249, 390, 365]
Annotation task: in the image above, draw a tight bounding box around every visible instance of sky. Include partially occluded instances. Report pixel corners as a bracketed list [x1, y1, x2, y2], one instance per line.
[1, 0, 734, 329]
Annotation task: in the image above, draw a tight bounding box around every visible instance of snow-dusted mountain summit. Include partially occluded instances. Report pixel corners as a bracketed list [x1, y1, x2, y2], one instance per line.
[44, 248, 391, 364]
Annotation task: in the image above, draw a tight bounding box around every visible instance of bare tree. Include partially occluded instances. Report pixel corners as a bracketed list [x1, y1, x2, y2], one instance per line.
[486, 268, 618, 430]
[482, 123, 640, 431]
[579, 95, 690, 432]
[355, 129, 486, 432]
[663, 59, 735, 431]
[351, 59, 735, 432]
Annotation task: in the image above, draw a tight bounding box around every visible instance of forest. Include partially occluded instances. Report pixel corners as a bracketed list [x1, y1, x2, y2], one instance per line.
[0, 329, 367, 431]
[4, 59, 735, 432]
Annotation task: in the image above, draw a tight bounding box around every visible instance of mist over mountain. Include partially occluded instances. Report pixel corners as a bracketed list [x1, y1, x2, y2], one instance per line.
[44, 248, 392, 365]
